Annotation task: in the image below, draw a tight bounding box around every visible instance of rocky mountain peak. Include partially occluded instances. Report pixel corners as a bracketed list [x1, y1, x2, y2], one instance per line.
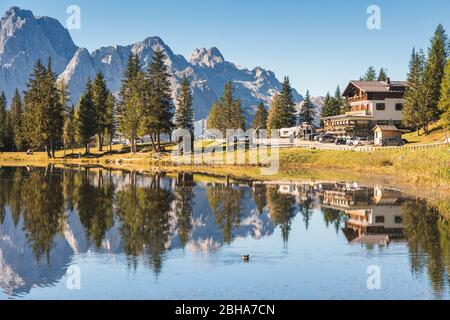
[189, 47, 225, 68]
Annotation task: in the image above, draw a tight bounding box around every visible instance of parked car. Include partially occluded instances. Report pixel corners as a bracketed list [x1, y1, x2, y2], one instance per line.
[380, 136, 405, 146]
[318, 134, 335, 143]
[347, 137, 373, 146]
[335, 137, 347, 145]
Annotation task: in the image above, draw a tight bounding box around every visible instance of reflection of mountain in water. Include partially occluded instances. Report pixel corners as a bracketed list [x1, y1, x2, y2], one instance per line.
[0, 167, 448, 297]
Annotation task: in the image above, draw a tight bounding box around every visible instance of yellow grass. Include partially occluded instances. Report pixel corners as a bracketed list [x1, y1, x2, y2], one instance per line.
[402, 119, 449, 144]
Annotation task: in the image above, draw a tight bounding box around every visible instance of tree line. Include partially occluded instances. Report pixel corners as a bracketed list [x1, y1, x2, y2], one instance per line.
[403, 24, 450, 134]
[0, 48, 195, 155]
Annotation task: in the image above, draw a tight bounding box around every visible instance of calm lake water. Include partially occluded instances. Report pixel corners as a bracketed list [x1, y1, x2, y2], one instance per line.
[0, 166, 449, 300]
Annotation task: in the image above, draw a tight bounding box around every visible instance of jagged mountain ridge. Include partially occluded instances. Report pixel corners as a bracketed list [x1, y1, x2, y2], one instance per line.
[0, 6, 303, 122]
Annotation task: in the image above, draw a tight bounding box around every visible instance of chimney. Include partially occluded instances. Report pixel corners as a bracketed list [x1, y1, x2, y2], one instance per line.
[386, 77, 391, 85]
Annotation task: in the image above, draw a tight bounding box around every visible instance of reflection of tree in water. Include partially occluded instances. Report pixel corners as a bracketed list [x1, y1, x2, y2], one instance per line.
[298, 187, 314, 230]
[266, 186, 296, 242]
[402, 199, 450, 297]
[206, 184, 242, 244]
[252, 184, 267, 214]
[20, 165, 65, 262]
[76, 169, 115, 248]
[322, 207, 347, 235]
[116, 173, 173, 274]
[174, 177, 194, 247]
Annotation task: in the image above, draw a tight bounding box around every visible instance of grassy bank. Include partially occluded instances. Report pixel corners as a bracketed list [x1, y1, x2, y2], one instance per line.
[0, 143, 449, 188]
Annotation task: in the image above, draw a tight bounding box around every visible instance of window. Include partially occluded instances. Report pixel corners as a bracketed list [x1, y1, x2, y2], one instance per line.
[395, 103, 403, 111]
[395, 216, 403, 224]
[376, 103, 385, 111]
[375, 216, 385, 223]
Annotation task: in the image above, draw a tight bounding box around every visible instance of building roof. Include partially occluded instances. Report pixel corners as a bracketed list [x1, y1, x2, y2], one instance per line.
[343, 80, 408, 96]
[372, 125, 399, 131]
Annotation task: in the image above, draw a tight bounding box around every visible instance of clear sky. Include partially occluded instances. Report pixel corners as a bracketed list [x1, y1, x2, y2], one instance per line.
[1, 0, 449, 96]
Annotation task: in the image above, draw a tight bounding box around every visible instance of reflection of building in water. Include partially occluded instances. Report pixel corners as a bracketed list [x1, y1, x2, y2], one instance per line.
[320, 184, 405, 244]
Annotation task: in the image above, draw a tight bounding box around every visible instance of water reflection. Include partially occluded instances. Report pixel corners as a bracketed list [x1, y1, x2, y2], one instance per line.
[0, 166, 448, 298]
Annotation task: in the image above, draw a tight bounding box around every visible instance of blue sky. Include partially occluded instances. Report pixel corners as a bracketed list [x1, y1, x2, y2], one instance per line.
[1, 0, 449, 96]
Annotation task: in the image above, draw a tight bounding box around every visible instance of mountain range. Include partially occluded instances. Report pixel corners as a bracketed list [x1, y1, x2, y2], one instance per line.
[0, 6, 318, 123]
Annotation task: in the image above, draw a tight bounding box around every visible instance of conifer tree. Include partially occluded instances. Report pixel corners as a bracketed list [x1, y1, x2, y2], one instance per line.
[23, 59, 47, 151]
[105, 93, 116, 152]
[299, 90, 316, 124]
[252, 102, 268, 129]
[362, 66, 377, 81]
[267, 93, 283, 132]
[146, 48, 173, 149]
[439, 58, 450, 130]
[10, 89, 24, 150]
[63, 104, 76, 154]
[377, 68, 388, 81]
[422, 24, 448, 130]
[403, 48, 426, 133]
[92, 72, 110, 151]
[174, 75, 194, 133]
[206, 102, 222, 131]
[206, 82, 245, 135]
[119, 54, 144, 153]
[277, 77, 297, 127]
[76, 80, 97, 154]
[43, 59, 65, 158]
[0, 92, 7, 150]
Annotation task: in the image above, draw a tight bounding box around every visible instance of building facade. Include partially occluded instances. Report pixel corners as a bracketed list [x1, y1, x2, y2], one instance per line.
[324, 80, 407, 139]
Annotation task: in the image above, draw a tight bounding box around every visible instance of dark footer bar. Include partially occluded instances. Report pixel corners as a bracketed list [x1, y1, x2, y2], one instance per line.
[1, 300, 447, 318]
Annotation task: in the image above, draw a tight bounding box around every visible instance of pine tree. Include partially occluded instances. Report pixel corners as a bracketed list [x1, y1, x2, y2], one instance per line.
[252, 102, 268, 129]
[92, 72, 110, 151]
[277, 77, 297, 127]
[362, 66, 377, 81]
[332, 86, 345, 114]
[63, 104, 76, 154]
[422, 24, 448, 131]
[377, 68, 388, 81]
[403, 48, 426, 132]
[0, 92, 7, 150]
[174, 75, 194, 133]
[10, 89, 24, 150]
[76, 79, 97, 154]
[439, 58, 450, 130]
[119, 54, 144, 153]
[146, 48, 173, 150]
[299, 90, 316, 124]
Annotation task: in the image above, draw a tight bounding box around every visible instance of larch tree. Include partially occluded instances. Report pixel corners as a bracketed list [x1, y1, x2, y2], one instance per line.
[252, 102, 268, 129]
[63, 104, 76, 154]
[438, 58, 450, 130]
[267, 93, 283, 132]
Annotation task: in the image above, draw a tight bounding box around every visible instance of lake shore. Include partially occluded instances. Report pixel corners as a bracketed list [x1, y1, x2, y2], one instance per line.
[1, 144, 449, 188]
